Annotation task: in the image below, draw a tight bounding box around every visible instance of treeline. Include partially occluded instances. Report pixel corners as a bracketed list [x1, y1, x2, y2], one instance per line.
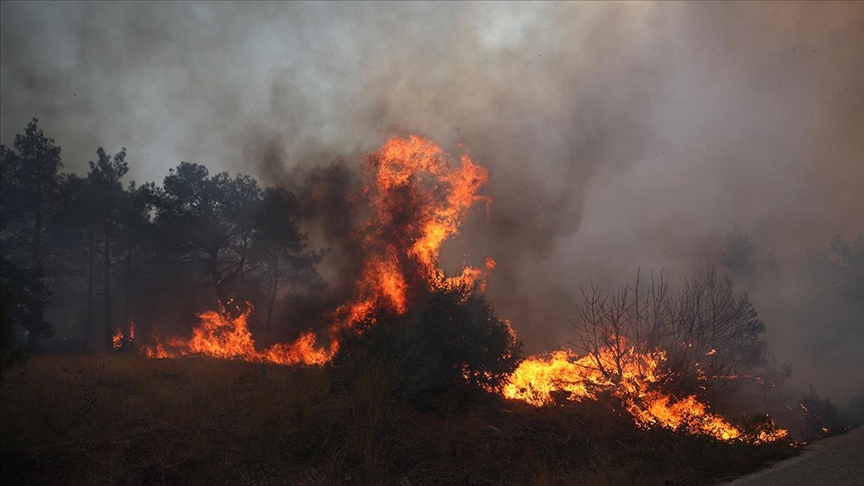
[717, 228, 864, 435]
[1, 119, 324, 355]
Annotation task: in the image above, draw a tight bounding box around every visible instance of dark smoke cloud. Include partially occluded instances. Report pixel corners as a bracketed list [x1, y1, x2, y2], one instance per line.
[2, 2, 862, 399]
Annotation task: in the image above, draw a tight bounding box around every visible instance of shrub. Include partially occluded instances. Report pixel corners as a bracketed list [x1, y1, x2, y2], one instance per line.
[800, 386, 845, 438]
[845, 390, 864, 427]
[333, 283, 523, 410]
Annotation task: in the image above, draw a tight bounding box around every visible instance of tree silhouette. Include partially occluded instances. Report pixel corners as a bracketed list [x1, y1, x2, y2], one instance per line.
[573, 265, 767, 399]
[250, 187, 324, 332]
[0, 119, 65, 350]
[334, 282, 523, 408]
[86, 147, 130, 350]
[154, 162, 262, 315]
[116, 181, 156, 348]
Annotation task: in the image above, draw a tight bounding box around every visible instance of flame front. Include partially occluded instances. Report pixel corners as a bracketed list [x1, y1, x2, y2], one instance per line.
[142, 308, 333, 365]
[503, 343, 787, 443]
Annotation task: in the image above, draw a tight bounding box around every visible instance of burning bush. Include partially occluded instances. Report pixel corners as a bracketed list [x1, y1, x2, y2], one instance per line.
[501, 265, 791, 444]
[567, 266, 768, 403]
[332, 281, 523, 410]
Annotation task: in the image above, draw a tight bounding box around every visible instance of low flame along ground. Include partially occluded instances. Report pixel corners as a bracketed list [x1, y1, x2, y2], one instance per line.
[137, 134, 787, 444]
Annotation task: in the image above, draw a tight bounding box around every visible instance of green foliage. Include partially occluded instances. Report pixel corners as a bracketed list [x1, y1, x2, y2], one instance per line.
[333, 283, 523, 410]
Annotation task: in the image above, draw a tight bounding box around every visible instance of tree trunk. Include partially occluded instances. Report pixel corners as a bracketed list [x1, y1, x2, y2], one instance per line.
[210, 249, 230, 315]
[265, 254, 278, 333]
[27, 213, 44, 353]
[84, 230, 95, 351]
[103, 224, 113, 351]
[123, 243, 133, 345]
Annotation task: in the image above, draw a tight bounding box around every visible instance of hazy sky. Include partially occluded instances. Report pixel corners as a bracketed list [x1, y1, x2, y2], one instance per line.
[2, 1, 862, 398]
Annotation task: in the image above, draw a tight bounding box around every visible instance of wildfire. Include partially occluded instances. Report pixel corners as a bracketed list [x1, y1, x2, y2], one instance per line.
[502, 341, 787, 443]
[141, 134, 493, 365]
[136, 133, 787, 445]
[331, 134, 493, 329]
[142, 307, 333, 365]
[113, 321, 136, 350]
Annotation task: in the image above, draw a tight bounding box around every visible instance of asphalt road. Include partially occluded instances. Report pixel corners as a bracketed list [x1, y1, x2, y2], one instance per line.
[729, 427, 864, 485]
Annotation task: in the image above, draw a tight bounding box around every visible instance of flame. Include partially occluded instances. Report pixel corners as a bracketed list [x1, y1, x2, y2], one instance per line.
[142, 307, 334, 365]
[142, 134, 492, 365]
[330, 134, 493, 330]
[113, 321, 136, 351]
[112, 329, 122, 350]
[503, 340, 787, 443]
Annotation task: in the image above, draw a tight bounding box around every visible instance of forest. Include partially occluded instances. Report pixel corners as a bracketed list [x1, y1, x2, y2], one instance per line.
[1, 119, 328, 356]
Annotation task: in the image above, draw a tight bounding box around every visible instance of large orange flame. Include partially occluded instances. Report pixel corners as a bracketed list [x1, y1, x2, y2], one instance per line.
[502, 342, 787, 443]
[141, 134, 493, 365]
[330, 135, 492, 329]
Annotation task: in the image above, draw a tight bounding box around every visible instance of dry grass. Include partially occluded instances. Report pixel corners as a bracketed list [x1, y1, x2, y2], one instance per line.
[2, 354, 332, 485]
[1, 354, 797, 485]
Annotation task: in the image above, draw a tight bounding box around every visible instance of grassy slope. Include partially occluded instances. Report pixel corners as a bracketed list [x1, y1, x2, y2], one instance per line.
[1, 354, 797, 485]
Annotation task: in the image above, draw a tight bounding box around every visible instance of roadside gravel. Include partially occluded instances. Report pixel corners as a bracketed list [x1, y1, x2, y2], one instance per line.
[729, 427, 864, 485]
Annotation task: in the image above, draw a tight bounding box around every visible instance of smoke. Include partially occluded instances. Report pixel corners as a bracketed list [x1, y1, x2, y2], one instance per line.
[2, 2, 862, 399]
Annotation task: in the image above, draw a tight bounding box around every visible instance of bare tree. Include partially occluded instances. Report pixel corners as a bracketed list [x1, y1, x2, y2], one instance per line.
[571, 265, 766, 398]
[571, 269, 674, 386]
[668, 264, 766, 396]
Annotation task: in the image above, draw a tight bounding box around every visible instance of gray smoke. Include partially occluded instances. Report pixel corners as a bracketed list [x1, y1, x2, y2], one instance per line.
[2, 2, 862, 399]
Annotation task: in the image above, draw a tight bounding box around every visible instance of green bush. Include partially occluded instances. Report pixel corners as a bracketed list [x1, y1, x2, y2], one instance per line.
[332, 282, 523, 410]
